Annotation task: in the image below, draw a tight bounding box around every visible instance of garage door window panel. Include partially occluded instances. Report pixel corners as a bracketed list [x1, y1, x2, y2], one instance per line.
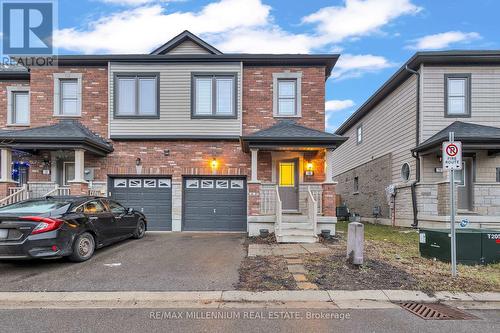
[231, 180, 244, 189]
[201, 180, 214, 188]
[158, 179, 171, 188]
[114, 179, 127, 188]
[144, 179, 157, 188]
[129, 179, 142, 188]
[186, 179, 199, 188]
[216, 180, 229, 189]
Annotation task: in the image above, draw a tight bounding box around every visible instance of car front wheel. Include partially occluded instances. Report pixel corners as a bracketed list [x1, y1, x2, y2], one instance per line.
[68, 232, 95, 262]
[132, 219, 146, 239]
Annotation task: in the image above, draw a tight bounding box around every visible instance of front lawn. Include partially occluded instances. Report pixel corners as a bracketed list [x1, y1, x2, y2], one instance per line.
[306, 221, 500, 293]
[237, 221, 500, 293]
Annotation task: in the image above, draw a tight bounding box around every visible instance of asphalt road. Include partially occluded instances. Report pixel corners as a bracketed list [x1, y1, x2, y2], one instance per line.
[0, 308, 497, 333]
[0, 233, 245, 291]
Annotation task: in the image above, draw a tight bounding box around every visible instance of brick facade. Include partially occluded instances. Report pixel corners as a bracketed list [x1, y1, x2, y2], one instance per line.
[242, 66, 326, 135]
[0, 63, 336, 228]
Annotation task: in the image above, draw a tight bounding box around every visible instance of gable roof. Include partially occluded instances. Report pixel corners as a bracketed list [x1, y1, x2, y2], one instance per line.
[413, 121, 500, 152]
[0, 120, 113, 155]
[335, 50, 500, 135]
[241, 120, 346, 152]
[150, 30, 222, 55]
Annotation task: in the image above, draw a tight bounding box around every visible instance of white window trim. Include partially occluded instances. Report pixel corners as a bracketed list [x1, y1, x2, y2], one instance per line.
[272, 72, 302, 118]
[53, 73, 83, 117]
[7, 86, 30, 126]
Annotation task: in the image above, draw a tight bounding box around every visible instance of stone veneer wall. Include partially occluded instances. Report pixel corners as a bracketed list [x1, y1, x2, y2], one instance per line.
[416, 183, 438, 216]
[333, 153, 392, 219]
[474, 184, 500, 215]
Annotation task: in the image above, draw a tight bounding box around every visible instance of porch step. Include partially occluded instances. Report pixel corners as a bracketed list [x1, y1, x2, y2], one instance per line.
[282, 214, 309, 223]
[280, 228, 315, 237]
[277, 234, 318, 243]
[281, 222, 313, 230]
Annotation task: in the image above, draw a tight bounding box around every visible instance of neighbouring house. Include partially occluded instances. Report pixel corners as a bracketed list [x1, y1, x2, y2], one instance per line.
[0, 31, 346, 242]
[333, 51, 500, 229]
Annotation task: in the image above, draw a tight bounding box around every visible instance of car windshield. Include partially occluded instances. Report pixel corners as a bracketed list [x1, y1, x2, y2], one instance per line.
[0, 199, 71, 214]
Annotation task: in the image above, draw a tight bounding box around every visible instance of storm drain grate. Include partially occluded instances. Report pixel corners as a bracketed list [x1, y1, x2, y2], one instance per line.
[398, 302, 478, 320]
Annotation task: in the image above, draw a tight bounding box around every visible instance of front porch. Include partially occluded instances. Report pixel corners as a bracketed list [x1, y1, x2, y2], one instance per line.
[411, 121, 500, 229]
[241, 120, 346, 242]
[0, 120, 113, 205]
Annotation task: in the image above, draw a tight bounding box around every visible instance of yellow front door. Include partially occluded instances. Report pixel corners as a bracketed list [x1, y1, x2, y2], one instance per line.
[278, 159, 299, 210]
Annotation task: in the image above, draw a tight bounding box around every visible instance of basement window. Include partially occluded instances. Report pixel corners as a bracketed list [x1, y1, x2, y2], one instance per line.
[353, 176, 359, 194]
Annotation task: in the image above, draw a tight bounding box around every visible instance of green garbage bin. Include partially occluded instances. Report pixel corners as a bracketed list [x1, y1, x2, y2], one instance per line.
[419, 228, 500, 265]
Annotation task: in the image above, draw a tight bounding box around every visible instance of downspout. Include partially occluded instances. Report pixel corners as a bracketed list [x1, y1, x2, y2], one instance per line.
[405, 65, 421, 228]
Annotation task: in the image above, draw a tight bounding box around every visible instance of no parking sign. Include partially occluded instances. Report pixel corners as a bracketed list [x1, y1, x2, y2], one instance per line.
[442, 141, 462, 170]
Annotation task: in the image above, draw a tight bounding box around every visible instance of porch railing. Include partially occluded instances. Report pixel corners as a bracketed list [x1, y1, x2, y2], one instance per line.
[260, 185, 277, 215]
[310, 188, 323, 215]
[43, 185, 70, 197]
[88, 188, 103, 196]
[306, 186, 318, 236]
[0, 185, 29, 207]
[275, 185, 282, 237]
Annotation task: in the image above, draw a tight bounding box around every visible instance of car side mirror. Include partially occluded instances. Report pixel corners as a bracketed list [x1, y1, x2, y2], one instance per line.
[127, 207, 134, 215]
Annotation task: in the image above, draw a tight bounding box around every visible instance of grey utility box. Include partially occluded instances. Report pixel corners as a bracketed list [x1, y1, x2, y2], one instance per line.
[347, 222, 364, 265]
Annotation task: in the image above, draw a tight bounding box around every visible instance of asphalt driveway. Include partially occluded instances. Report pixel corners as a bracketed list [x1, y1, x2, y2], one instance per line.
[0, 233, 245, 292]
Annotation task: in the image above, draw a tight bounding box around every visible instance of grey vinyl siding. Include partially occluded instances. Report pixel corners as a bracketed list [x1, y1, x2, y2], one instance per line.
[332, 75, 417, 184]
[421, 65, 500, 141]
[166, 40, 212, 55]
[109, 62, 242, 136]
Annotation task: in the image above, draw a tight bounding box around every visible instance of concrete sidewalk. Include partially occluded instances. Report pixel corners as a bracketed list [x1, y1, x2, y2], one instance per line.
[0, 290, 498, 310]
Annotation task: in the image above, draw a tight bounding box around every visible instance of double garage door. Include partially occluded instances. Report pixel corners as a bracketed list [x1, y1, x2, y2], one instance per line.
[109, 176, 246, 232]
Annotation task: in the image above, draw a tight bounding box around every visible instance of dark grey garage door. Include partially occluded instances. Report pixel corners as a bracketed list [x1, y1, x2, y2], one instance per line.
[183, 177, 247, 231]
[109, 177, 172, 231]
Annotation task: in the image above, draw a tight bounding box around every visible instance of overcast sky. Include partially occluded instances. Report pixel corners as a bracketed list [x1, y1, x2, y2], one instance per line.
[52, 0, 498, 131]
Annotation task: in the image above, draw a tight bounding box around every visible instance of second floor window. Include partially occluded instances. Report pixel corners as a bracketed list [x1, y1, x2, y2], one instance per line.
[10, 90, 29, 125]
[115, 74, 159, 117]
[446, 74, 470, 117]
[60, 79, 79, 116]
[192, 74, 236, 118]
[277, 79, 297, 116]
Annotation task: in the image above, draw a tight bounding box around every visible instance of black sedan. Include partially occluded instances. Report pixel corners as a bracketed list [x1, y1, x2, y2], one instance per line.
[0, 196, 147, 262]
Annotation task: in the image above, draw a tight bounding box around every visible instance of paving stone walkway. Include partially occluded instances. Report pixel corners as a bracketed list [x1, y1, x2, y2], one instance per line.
[247, 243, 331, 257]
[247, 243, 332, 290]
[284, 255, 318, 290]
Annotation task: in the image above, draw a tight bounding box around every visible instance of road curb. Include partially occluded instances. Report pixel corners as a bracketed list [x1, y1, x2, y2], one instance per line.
[0, 291, 498, 309]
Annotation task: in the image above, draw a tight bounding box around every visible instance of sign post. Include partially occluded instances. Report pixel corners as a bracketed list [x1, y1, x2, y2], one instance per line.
[442, 132, 462, 277]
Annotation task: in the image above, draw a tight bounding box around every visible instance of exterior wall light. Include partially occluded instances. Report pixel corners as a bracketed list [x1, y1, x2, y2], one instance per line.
[305, 162, 314, 176]
[211, 158, 218, 169]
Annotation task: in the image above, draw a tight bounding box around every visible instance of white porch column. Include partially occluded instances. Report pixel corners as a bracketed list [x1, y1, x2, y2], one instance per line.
[73, 149, 85, 182]
[250, 148, 259, 182]
[50, 152, 57, 183]
[325, 149, 335, 183]
[0, 148, 13, 182]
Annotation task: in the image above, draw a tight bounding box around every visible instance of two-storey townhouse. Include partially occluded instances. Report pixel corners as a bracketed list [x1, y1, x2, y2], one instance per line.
[0, 31, 346, 242]
[333, 51, 500, 229]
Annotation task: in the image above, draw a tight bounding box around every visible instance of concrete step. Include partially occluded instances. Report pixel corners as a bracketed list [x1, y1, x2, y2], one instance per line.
[280, 228, 315, 237]
[281, 222, 313, 230]
[282, 214, 309, 223]
[277, 234, 318, 243]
